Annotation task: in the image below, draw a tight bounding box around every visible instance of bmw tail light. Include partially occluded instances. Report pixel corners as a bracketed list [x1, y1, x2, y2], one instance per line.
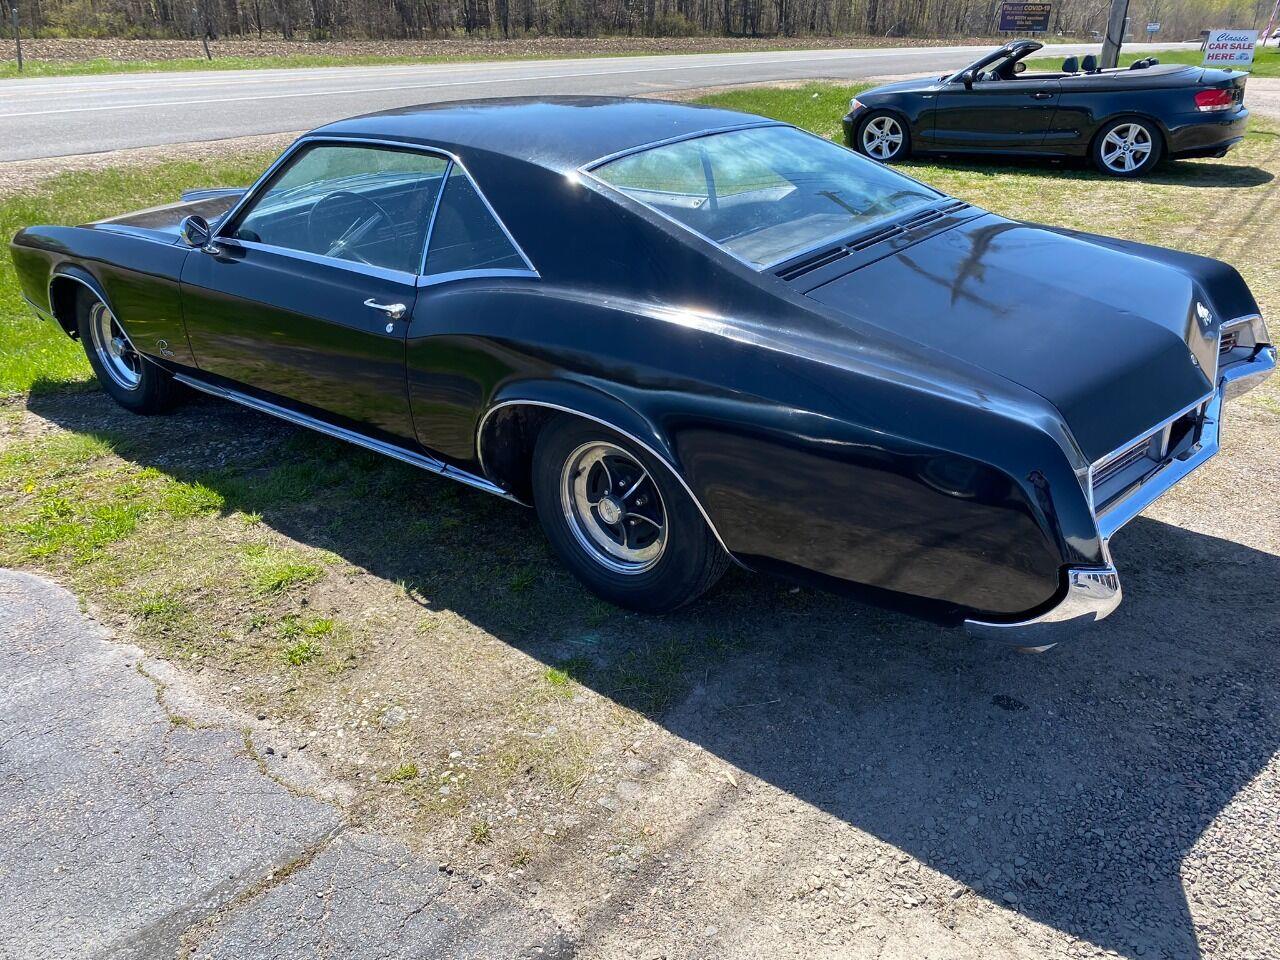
[1195, 89, 1235, 112]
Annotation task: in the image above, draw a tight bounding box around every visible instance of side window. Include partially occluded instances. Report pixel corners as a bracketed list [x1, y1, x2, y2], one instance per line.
[232, 144, 449, 274]
[423, 166, 529, 276]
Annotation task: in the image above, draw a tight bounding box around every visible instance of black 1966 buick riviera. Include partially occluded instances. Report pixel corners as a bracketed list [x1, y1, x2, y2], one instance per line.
[10, 97, 1275, 647]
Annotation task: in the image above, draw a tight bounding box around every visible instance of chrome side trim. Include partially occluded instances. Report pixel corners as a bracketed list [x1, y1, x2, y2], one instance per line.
[474, 399, 739, 563]
[965, 565, 1122, 648]
[45, 269, 110, 336]
[230, 238, 420, 284]
[173, 373, 518, 503]
[418, 268, 540, 289]
[21, 293, 56, 324]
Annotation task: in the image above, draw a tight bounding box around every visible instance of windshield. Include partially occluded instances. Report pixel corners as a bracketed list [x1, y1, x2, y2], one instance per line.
[592, 125, 942, 269]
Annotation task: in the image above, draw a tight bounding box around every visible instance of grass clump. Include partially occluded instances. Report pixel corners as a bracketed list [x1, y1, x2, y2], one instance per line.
[281, 638, 321, 666]
[383, 761, 421, 783]
[160, 479, 225, 518]
[240, 544, 323, 594]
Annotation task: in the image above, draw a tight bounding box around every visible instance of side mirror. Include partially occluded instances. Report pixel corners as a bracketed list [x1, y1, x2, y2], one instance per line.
[959, 69, 975, 88]
[1014, 61, 1027, 74]
[180, 215, 216, 252]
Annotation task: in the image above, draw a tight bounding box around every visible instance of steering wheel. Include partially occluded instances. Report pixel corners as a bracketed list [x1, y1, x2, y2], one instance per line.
[307, 190, 399, 265]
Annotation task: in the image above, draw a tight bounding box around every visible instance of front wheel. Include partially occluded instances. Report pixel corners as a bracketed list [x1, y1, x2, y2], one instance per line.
[1092, 118, 1162, 177]
[531, 417, 730, 612]
[856, 111, 911, 163]
[76, 289, 180, 414]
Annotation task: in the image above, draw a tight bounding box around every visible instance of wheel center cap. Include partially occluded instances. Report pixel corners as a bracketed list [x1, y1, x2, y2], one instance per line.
[597, 496, 624, 525]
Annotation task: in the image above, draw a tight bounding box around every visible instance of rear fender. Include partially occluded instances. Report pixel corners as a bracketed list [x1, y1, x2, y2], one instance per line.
[476, 381, 738, 562]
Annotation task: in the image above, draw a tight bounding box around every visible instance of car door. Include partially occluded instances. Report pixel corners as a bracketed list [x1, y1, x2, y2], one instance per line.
[180, 140, 451, 444]
[933, 77, 1061, 151]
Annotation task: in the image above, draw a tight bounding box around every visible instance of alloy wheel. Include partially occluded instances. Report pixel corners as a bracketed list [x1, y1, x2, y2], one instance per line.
[559, 441, 668, 574]
[862, 116, 904, 161]
[87, 300, 143, 391]
[1100, 123, 1154, 174]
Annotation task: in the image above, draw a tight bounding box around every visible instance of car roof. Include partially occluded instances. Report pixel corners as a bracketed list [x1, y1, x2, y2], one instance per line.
[309, 96, 775, 173]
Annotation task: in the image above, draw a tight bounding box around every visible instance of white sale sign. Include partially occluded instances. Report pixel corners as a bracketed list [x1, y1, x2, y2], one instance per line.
[1203, 29, 1259, 67]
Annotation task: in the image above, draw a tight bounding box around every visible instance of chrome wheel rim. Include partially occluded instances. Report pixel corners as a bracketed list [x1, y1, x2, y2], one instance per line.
[560, 441, 667, 575]
[862, 116, 904, 160]
[1100, 123, 1153, 173]
[87, 301, 142, 391]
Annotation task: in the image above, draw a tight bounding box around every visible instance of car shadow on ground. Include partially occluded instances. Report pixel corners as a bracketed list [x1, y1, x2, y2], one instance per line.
[902, 152, 1276, 188]
[24, 387, 1280, 960]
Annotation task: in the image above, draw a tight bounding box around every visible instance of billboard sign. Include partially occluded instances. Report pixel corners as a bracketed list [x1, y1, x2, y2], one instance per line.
[998, 2, 1052, 32]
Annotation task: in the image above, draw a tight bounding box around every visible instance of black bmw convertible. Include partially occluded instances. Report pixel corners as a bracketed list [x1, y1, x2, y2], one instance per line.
[11, 97, 1275, 646]
[844, 40, 1250, 176]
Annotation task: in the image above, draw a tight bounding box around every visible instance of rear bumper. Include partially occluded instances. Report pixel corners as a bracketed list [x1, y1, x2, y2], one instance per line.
[1166, 107, 1249, 158]
[966, 339, 1276, 646]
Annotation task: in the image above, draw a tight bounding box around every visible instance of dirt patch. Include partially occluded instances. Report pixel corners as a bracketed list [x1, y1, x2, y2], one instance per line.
[1245, 77, 1280, 118]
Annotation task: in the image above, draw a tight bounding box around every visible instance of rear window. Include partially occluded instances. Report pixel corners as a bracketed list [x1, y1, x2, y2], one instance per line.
[593, 125, 941, 269]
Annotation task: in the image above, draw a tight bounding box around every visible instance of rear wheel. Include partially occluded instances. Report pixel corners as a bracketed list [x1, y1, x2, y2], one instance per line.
[1092, 118, 1162, 177]
[856, 111, 911, 163]
[531, 417, 730, 612]
[76, 290, 180, 414]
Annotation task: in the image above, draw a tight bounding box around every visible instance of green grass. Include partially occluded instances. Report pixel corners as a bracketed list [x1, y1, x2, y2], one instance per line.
[383, 761, 421, 783]
[240, 543, 323, 594]
[282, 637, 321, 665]
[1025, 45, 1280, 78]
[1, 151, 278, 396]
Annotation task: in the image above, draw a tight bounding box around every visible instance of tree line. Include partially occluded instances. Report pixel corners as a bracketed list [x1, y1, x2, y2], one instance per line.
[8, 0, 1275, 46]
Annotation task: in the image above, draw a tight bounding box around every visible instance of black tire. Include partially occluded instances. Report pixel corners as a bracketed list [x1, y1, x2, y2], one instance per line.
[531, 416, 730, 613]
[75, 289, 180, 414]
[1091, 117, 1163, 177]
[855, 110, 912, 163]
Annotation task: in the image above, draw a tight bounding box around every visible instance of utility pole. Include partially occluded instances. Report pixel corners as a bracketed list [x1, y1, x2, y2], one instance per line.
[10, 5, 21, 73]
[1100, 0, 1130, 69]
[1262, 0, 1280, 50]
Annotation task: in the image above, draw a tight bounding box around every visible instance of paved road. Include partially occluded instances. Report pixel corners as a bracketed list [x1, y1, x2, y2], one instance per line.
[0, 42, 1191, 161]
[0, 570, 570, 959]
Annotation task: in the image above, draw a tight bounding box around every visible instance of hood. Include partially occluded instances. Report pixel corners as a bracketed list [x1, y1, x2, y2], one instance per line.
[862, 76, 944, 97]
[86, 192, 244, 242]
[804, 215, 1219, 463]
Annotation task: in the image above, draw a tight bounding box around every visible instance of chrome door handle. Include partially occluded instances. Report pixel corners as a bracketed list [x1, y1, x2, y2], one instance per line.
[364, 299, 407, 320]
[1031, 91, 1054, 100]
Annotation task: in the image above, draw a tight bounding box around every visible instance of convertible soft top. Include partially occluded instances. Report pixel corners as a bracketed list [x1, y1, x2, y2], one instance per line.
[310, 96, 769, 173]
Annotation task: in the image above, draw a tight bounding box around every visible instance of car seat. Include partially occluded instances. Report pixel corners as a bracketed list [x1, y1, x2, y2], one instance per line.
[1081, 54, 1098, 72]
[1061, 56, 1080, 73]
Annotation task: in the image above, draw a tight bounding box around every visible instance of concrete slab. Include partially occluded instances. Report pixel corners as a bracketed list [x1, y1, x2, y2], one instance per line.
[0, 570, 343, 960]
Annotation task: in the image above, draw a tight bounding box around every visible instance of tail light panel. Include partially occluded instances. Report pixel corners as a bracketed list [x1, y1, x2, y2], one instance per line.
[1195, 88, 1235, 112]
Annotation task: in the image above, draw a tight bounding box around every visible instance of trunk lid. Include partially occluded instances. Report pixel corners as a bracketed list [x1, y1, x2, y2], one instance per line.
[804, 215, 1216, 463]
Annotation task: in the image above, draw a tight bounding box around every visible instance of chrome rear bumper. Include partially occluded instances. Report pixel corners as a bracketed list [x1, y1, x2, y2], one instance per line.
[966, 341, 1276, 647]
